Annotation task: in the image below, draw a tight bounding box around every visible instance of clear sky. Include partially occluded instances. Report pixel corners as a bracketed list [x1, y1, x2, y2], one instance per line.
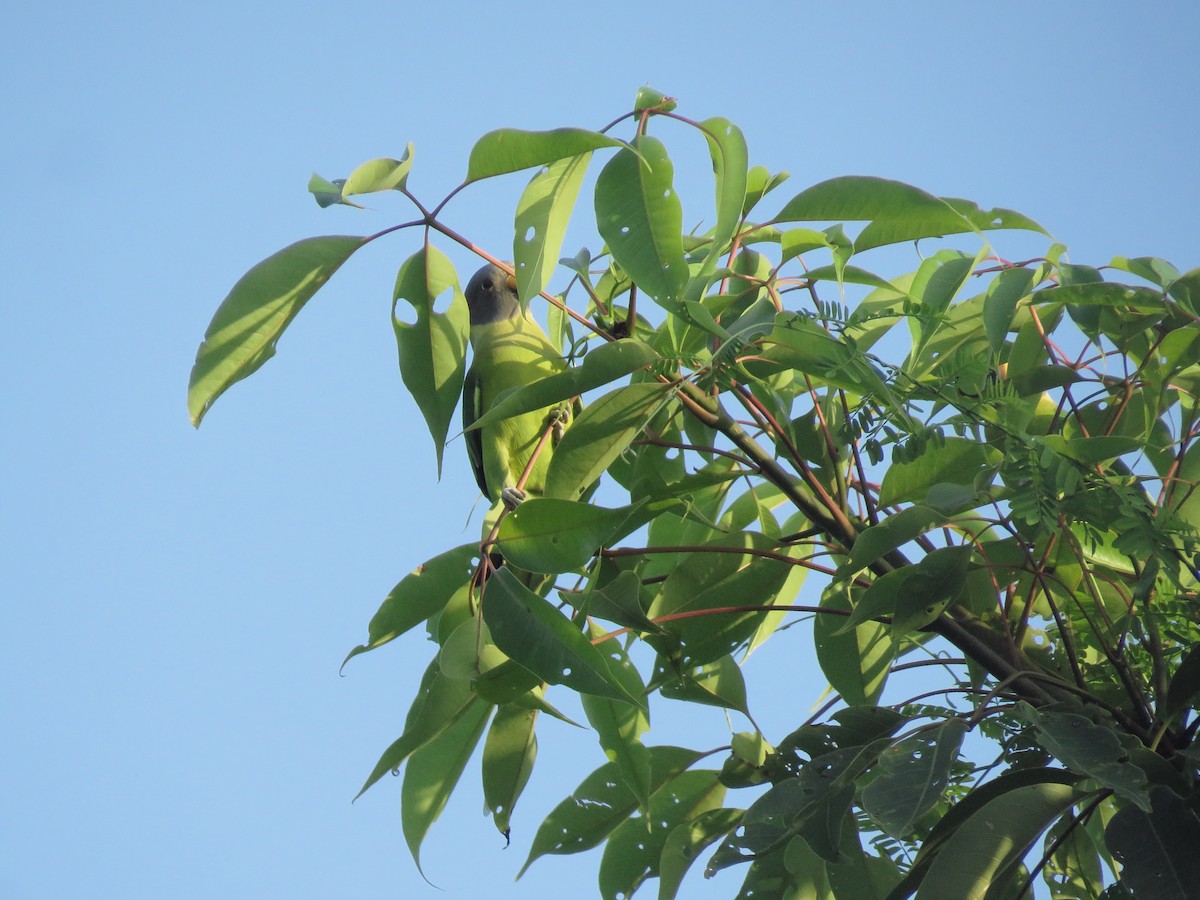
[5, 2, 1199, 898]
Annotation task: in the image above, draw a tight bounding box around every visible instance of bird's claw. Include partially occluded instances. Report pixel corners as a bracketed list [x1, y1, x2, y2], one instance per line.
[501, 486, 527, 510]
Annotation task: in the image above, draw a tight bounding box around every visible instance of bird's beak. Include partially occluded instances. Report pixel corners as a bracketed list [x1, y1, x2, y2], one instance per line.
[505, 271, 518, 292]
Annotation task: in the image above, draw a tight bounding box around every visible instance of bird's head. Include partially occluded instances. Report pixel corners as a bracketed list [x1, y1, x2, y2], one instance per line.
[465, 264, 521, 327]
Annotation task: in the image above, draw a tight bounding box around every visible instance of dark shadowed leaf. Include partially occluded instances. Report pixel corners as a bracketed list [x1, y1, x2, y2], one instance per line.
[342, 543, 477, 668]
[1106, 787, 1200, 900]
[519, 745, 703, 877]
[482, 568, 640, 704]
[862, 720, 967, 837]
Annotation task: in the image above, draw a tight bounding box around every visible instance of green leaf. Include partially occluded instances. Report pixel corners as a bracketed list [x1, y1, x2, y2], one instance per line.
[392, 246, 470, 474]
[341, 543, 477, 668]
[983, 267, 1036, 352]
[890, 546, 970, 637]
[1015, 703, 1151, 811]
[634, 86, 677, 113]
[657, 654, 750, 716]
[1040, 434, 1142, 465]
[188, 235, 368, 426]
[519, 745, 703, 877]
[466, 127, 623, 182]
[773, 176, 1046, 252]
[862, 720, 967, 838]
[700, 116, 749, 272]
[355, 661, 483, 799]
[582, 634, 652, 812]
[482, 702, 538, 837]
[514, 152, 592, 304]
[843, 506, 944, 574]
[595, 135, 688, 310]
[544, 382, 676, 500]
[751, 313, 891, 397]
[892, 768, 1081, 899]
[401, 698, 491, 875]
[742, 166, 790, 217]
[496, 499, 632, 573]
[658, 807, 744, 900]
[914, 782, 1080, 900]
[307, 173, 359, 208]
[1164, 643, 1200, 718]
[879, 437, 1001, 508]
[648, 531, 796, 666]
[1106, 786, 1200, 900]
[815, 588, 895, 706]
[1035, 281, 1166, 310]
[465, 338, 659, 434]
[482, 568, 640, 704]
[599, 770, 725, 900]
[342, 145, 414, 196]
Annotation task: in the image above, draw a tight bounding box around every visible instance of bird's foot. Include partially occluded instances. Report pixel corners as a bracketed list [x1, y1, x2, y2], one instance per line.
[500, 486, 527, 510]
[548, 405, 570, 442]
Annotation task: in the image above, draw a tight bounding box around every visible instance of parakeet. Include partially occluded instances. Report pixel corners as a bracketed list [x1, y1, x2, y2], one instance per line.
[462, 263, 570, 509]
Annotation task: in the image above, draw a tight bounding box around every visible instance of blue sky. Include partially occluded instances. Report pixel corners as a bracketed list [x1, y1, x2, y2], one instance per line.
[5, 2, 1199, 897]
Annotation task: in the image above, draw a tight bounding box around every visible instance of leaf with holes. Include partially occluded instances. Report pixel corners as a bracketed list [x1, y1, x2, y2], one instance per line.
[514, 152, 592, 304]
[862, 720, 967, 838]
[595, 135, 688, 310]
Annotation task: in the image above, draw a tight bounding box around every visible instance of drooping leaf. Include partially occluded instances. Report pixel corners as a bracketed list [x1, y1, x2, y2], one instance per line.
[699, 116, 749, 272]
[658, 807, 744, 900]
[815, 587, 895, 706]
[355, 661, 484, 799]
[890, 546, 970, 637]
[466, 128, 622, 182]
[392, 246, 470, 474]
[342, 543, 477, 667]
[519, 745, 703, 877]
[544, 382, 676, 500]
[482, 701, 539, 837]
[861, 720, 967, 838]
[401, 698, 491, 874]
[514, 152, 592, 304]
[595, 135, 689, 310]
[598, 770, 725, 900]
[1164, 643, 1200, 718]
[482, 568, 640, 704]
[582, 633, 652, 812]
[189, 235, 369, 426]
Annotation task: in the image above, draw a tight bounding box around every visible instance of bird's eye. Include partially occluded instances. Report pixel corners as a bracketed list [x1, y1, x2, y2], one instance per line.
[481, 279, 493, 291]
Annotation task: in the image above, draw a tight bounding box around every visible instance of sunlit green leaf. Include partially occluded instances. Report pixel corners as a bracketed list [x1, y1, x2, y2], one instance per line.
[658, 807, 744, 900]
[595, 135, 688, 309]
[342, 145, 414, 196]
[392, 246, 470, 474]
[189, 235, 369, 426]
[514, 152, 592, 304]
[467, 128, 622, 182]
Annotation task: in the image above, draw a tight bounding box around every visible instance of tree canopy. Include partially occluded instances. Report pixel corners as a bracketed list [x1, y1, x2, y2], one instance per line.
[190, 88, 1200, 899]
